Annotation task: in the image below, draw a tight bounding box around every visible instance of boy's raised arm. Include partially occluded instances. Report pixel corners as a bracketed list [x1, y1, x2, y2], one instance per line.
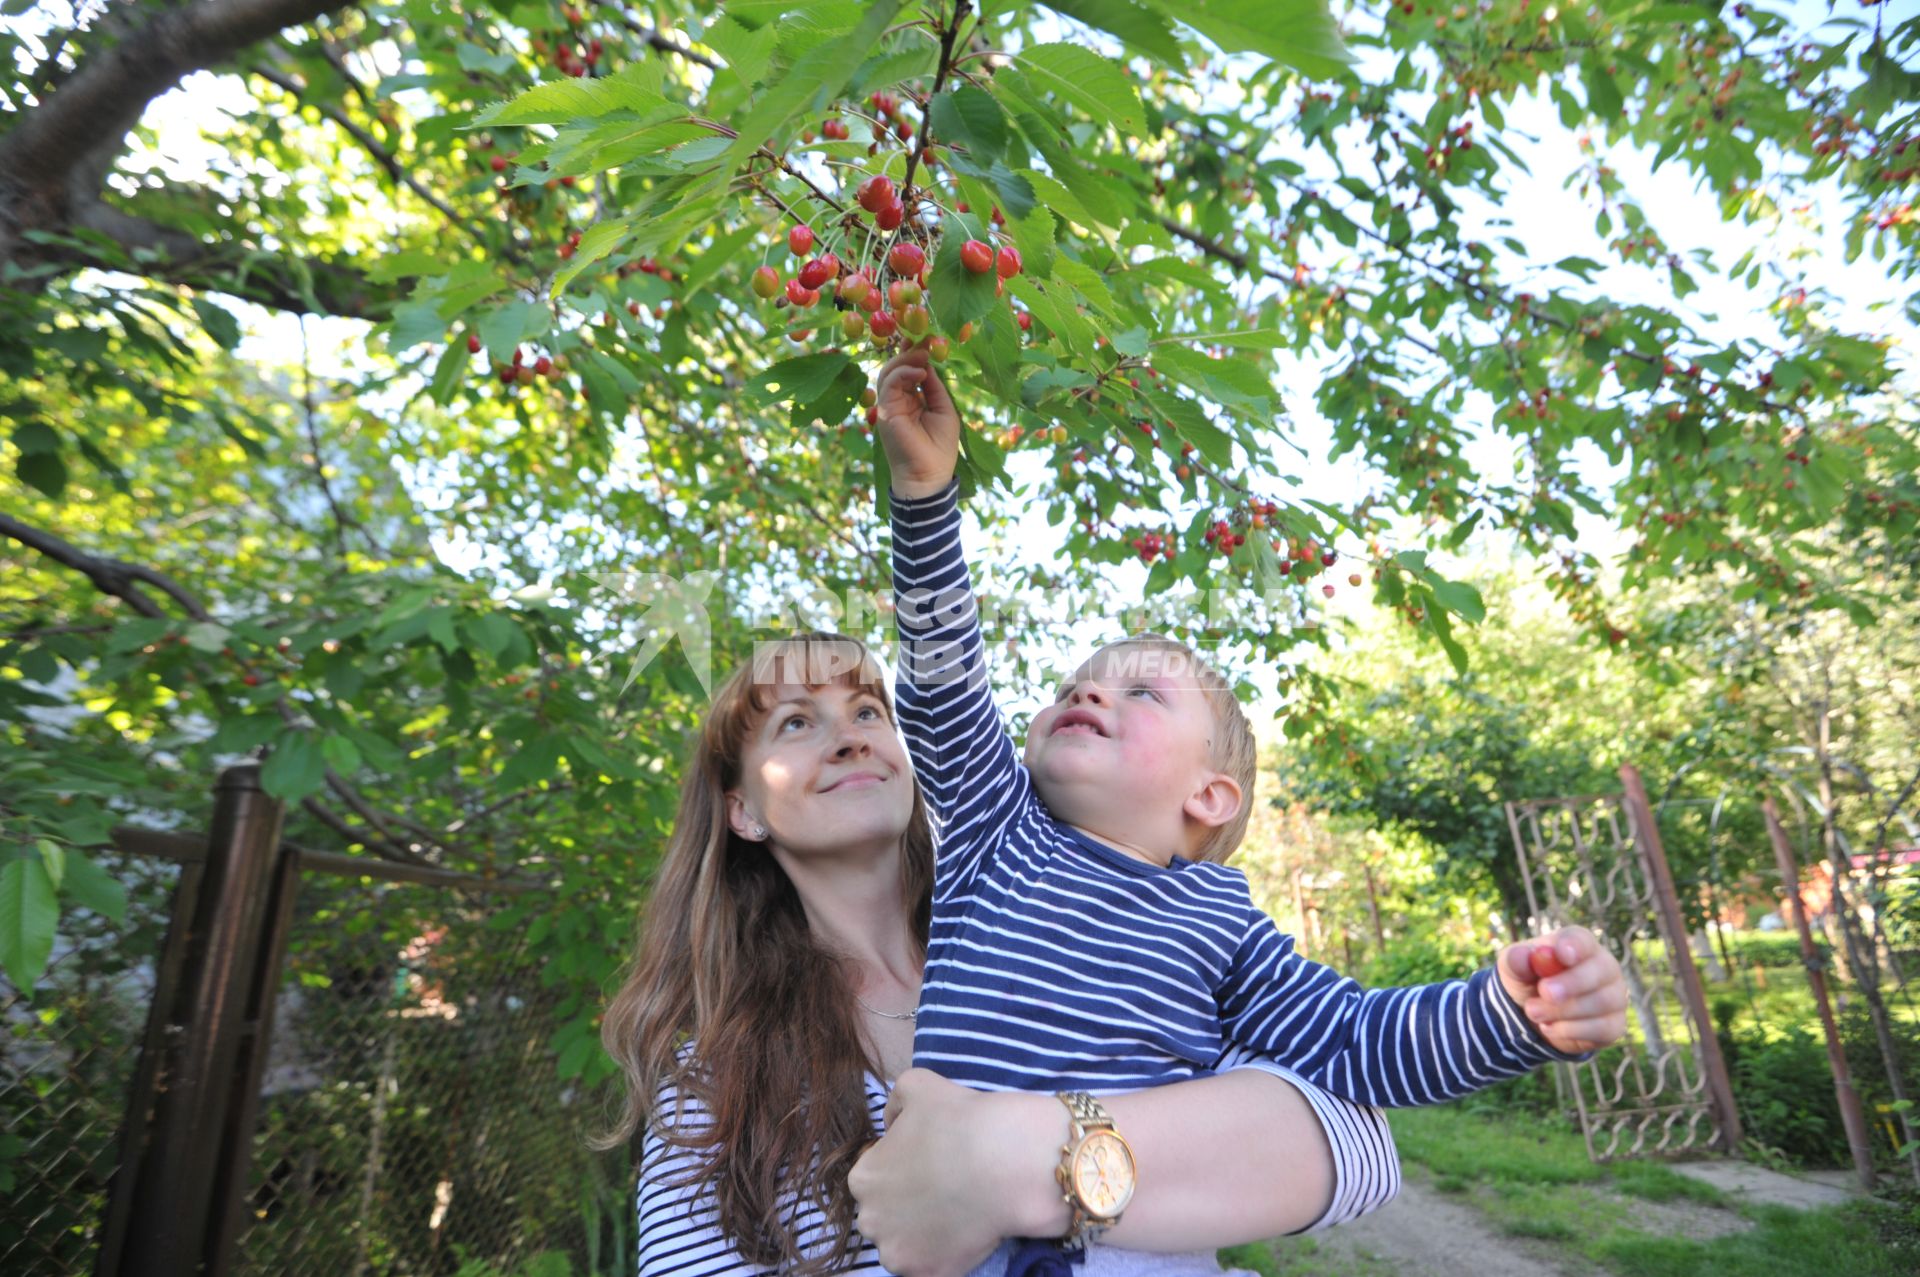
[876, 345, 1033, 880]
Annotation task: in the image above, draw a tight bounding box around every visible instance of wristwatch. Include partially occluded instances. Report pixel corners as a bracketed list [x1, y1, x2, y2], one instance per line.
[1053, 1091, 1136, 1250]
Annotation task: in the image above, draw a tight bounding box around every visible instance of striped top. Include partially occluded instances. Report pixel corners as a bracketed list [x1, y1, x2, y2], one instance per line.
[890, 480, 1583, 1103]
[636, 1047, 1400, 1276]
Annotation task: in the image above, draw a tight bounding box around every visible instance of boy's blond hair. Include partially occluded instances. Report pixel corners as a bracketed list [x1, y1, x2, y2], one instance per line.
[1100, 634, 1257, 864]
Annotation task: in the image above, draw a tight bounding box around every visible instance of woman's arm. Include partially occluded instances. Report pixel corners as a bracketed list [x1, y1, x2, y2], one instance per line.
[847, 1063, 1400, 1276]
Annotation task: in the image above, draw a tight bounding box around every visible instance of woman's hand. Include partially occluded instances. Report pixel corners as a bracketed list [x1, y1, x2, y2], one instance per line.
[875, 342, 962, 500]
[848, 1069, 1064, 1277]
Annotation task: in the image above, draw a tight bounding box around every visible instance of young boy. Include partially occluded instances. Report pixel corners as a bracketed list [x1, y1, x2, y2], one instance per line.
[871, 344, 1627, 1260]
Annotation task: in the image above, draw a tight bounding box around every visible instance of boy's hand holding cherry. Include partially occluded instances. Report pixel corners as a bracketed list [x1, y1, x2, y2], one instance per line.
[875, 341, 961, 500]
[1496, 925, 1629, 1055]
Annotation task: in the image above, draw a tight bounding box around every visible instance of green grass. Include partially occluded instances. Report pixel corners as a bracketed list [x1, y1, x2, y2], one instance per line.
[1376, 1104, 1920, 1277]
[1593, 1201, 1916, 1277]
[1220, 1237, 1393, 1277]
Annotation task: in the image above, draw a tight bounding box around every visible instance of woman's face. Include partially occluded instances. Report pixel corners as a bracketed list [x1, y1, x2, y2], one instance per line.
[727, 680, 915, 863]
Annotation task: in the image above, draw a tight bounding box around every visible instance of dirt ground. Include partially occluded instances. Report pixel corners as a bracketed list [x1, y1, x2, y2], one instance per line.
[1263, 1159, 1860, 1276]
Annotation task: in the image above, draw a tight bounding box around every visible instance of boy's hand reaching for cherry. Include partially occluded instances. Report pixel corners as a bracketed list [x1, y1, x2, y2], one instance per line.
[1496, 926, 1628, 1055]
[875, 341, 961, 500]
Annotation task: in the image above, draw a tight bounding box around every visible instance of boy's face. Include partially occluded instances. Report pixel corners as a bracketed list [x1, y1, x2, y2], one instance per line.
[1023, 643, 1233, 855]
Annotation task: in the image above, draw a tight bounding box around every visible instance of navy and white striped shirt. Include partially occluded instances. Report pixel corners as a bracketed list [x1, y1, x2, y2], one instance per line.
[637, 1046, 1399, 1276]
[891, 481, 1582, 1105]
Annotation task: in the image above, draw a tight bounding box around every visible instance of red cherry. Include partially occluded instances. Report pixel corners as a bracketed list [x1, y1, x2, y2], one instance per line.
[788, 224, 815, 256]
[996, 245, 1023, 278]
[785, 278, 819, 307]
[960, 239, 994, 273]
[466, 334, 482, 353]
[534, 355, 553, 376]
[889, 242, 926, 276]
[874, 200, 904, 230]
[1528, 946, 1568, 980]
[859, 283, 884, 313]
[1016, 311, 1032, 332]
[870, 311, 898, 339]
[490, 154, 508, 173]
[866, 405, 880, 425]
[1322, 584, 1336, 598]
[798, 255, 838, 289]
[751, 265, 781, 299]
[858, 175, 897, 213]
[837, 272, 873, 305]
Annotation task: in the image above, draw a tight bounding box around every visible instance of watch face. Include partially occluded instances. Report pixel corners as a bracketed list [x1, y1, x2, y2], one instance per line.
[1071, 1130, 1136, 1218]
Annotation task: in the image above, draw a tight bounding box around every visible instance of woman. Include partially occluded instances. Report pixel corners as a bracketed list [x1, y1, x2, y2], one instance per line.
[600, 634, 1399, 1276]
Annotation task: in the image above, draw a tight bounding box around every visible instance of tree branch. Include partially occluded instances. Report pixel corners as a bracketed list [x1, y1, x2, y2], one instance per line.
[0, 0, 358, 195]
[248, 61, 498, 256]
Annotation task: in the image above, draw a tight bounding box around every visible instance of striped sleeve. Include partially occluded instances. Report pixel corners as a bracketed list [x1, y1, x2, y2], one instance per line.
[888, 479, 1037, 894]
[1211, 1045, 1401, 1231]
[1216, 904, 1590, 1109]
[636, 1078, 890, 1277]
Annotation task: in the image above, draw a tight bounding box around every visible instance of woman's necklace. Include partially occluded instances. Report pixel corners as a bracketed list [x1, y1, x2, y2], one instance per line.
[855, 994, 917, 1021]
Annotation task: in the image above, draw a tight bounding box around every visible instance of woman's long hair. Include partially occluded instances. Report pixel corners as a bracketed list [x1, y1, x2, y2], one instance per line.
[598, 632, 936, 1272]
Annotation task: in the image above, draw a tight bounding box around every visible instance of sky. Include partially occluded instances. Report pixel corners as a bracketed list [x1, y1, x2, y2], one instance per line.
[24, 0, 1914, 735]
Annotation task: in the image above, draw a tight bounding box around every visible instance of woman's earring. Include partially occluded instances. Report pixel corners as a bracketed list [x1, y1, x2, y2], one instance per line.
[751, 824, 768, 839]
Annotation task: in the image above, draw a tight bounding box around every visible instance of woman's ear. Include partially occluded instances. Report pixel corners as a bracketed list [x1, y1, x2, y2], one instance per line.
[724, 790, 768, 841]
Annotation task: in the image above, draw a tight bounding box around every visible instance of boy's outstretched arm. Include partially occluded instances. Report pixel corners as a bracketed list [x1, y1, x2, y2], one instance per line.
[1218, 914, 1629, 1107]
[876, 344, 1034, 883]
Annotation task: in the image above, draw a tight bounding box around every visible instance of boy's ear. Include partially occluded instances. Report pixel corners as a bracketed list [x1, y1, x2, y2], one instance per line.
[1183, 772, 1243, 831]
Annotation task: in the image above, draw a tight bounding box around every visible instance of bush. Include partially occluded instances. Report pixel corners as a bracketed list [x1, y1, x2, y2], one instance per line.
[1721, 1022, 1852, 1167]
[1360, 921, 1485, 988]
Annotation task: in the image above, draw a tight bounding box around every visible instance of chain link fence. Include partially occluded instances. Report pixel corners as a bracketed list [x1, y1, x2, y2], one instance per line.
[233, 864, 627, 1277]
[3, 836, 630, 1277]
[1, 849, 185, 1276]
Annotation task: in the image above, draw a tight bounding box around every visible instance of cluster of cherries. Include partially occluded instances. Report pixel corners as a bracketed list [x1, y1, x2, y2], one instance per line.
[749, 159, 1025, 359]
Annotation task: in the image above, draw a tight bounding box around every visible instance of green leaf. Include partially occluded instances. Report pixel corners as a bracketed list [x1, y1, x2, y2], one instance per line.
[929, 87, 1009, 166]
[473, 61, 669, 126]
[1426, 598, 1470, 675]
[792, 359, 868, 430]
[1149, 0, 1353, 78]
[551, 220, 633, 295]
[1014, 44, 1143, 135]
[1427, 577, 1486, 624]
[1042, 0, 1185, 65]
[36, 840, 64, 892]
[321, 734, 363, 776]
[749, 352, 852, 406]
[16, 450, 66, 497]
[677, 220, 762, 300]
[261, 731, 329, 802]
[62, 852, 127, 925]
[191, 297, 242, 350]
[500, 734, 566, 786]
[928, 228, 1003, 335]
[701, 0, 906, 199]
[1584, 56, 1623, 120]
[0, 857, 58, 994]
[478, 300, 552, 363]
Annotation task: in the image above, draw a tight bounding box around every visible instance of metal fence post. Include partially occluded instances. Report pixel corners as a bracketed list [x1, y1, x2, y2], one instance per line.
[1762, 794, 1878, 1192]
[96, 764, 286, 1277]
[1618, 764, 1744, 1153]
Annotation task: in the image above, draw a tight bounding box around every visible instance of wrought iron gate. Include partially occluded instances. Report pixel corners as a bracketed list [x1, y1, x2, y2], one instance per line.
[1504, 764, 1742, 1161]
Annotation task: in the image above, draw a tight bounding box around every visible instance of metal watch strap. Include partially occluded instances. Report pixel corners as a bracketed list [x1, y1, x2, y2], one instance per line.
[1055, 1091, 1121, 1250]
